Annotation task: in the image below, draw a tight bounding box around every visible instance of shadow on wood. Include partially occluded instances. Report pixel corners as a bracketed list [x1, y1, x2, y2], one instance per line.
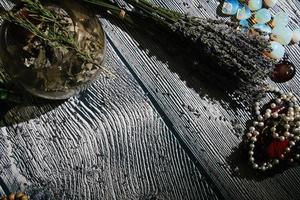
[97, 12, 259, 111]
[0, 89, 65, 127]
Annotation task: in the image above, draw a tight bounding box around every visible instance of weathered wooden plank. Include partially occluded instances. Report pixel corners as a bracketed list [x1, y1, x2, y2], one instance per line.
[102, 0, 300, 199]
[0, 36, 220, 200]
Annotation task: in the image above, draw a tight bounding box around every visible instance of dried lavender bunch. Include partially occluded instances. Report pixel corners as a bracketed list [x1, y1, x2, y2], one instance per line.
[83, 0, 275, 105]
[170, 17, 273, 104]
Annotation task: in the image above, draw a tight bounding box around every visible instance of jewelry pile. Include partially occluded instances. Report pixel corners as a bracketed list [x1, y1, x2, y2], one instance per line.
[222, 0, 299, 83]
[246, 86, 300, 171]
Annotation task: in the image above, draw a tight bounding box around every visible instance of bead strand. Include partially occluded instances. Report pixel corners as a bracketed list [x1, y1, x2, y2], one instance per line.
[247, 87, 300, 171]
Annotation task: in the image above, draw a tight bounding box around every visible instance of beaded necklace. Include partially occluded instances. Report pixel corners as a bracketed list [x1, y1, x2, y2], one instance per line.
[246, 86, 300, 171]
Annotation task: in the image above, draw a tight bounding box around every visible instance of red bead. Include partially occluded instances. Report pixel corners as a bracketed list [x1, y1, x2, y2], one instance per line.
[271, 61, 296, 83]
[267, 140, 289, 159]
[271, 104, 286, 114]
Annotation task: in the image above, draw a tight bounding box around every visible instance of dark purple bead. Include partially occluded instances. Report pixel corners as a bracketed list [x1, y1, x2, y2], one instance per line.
[271, 61, 296, 83]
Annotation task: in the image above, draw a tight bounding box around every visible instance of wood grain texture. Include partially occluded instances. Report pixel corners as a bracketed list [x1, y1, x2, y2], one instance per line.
[0, 21, 220, 200]
[103, 0, 300, 199]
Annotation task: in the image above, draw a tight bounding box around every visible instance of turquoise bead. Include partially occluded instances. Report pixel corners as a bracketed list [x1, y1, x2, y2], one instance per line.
[264, 0, 277, 8]
[222, 0, 240, 15]
[292, 28, 300, 43]
[236, 6, 251, 20]
[271, 26, 293, 45]
[252, 23, 272, 34]
[255, 8, 271, 24]
[239, 19, 250, 27]
[267, 41, 285, 59]
[248, 0, 263, 11]
[272, 12, 289, 27]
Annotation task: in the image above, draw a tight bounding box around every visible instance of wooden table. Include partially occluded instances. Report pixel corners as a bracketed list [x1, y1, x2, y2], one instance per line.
[0, 0, 299, 199]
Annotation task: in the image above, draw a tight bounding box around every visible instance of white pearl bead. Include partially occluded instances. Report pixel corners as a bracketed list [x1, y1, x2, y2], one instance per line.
[249, 126, 255, 132]
[273, 159, 279, 164]
[290, 158, 294, 163]
[280, 154, 285, 159]
[282, 94, 287, 99]
[270, 103, 276, 108]
[255, 110, 261, 115]
[284, 131, 290, 137]
[253, 131, 260, 136]
[296, 121, 300, 126]
[294, 136, 300, 141]
[286, 147, 291, 152]
[273, 132, 279, 138]
[296, 154, 300, 159]
[251, 137, 257, 142]
[253, 121, 259, 126]
[268, 164, 273, 168]
[291, 97, 297, 102]
[261, 166, 266, 171]
[276, 98, 282, 104]
[288, 111, 295, 116]
[293, 128, 300, 134]
[249, 151, 254, 155]
[249, 157, 255, 162]
[247, 132, 253, 138]
[287, 92, 293, 97]
[280, 136, 285, 141]
[272, 112, 279, 118]
[284, 124, 290, 129]
[258, 122, 264, 127]
[270, 127, 276, 132]
[250, 144, 255, 149]
[258, 115, 263, 121]
[289, 141, 295, 146]
[266, 109, 272, 113]
[253, 163, 259, 169]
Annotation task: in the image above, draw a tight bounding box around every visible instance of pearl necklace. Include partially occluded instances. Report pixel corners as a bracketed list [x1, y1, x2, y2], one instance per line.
[247, 86, 300, 171]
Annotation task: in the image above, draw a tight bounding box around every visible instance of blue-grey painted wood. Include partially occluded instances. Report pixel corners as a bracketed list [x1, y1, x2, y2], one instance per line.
[103, 0, 300, 199]
[0, 4, 220, 197]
